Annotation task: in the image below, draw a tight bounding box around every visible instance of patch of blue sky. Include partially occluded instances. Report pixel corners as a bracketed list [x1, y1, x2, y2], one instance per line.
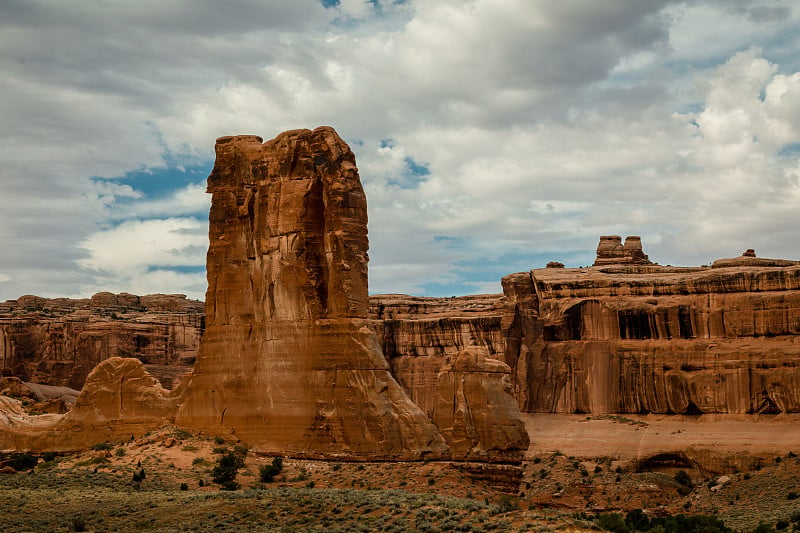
[149, 265, 205, 274]
[114, 160, 212, 198]
[387, 156, 430, 189]
[777, 143, 800, 158]
[419, 249, 593, 297]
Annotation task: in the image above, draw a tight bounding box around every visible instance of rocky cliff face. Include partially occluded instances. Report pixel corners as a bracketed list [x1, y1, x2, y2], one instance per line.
[0, 293, 202, 390]
[174, 128, 452, 459]
[502, 241, 800, 414]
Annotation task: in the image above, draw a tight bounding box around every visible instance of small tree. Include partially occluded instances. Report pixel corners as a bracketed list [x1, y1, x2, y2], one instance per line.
[212, 452, 240, 488]
[259, 456, 283, 482]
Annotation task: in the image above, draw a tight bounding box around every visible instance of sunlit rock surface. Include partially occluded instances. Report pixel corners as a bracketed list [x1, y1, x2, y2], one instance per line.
[174, 127, 449, 459]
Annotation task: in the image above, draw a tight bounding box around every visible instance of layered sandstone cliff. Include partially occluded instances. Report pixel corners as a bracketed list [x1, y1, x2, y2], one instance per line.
[503, 240, 800, 414]
[0, 293, 202, 389]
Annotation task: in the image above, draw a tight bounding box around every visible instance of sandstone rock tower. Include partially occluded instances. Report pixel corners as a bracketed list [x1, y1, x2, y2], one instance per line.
[593, 235, 652, 266]
[176, 127, 447, 459]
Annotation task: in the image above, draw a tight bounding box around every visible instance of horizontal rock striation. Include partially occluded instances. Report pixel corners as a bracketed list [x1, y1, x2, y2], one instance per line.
[370, 293, 505, 361]
[0, 293, 202, 390]
[503, 256, 800, 415]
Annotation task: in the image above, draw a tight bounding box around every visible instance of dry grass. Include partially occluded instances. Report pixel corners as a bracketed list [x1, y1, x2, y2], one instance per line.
[4, 425, 800, 531]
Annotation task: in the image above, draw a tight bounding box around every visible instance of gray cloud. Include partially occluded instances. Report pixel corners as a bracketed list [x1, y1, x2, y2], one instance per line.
[0, 0, 798, 301]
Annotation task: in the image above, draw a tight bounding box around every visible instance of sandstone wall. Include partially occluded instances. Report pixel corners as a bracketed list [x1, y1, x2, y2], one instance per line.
[502, 264, 800, 414]
[0, 293, 202, 389]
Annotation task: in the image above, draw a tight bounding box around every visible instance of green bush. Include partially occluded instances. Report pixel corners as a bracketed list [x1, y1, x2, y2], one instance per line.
[10, 453, 38, 471]
[595, 512, 631, 533]
[212, 452, 240, 486]
[132, 467, 146, 483]
[259, 456, 284, 482]
[91, 442, 112, 451]
[219, 480, 240, 491]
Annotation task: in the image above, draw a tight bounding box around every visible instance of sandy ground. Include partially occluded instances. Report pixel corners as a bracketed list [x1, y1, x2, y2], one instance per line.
[524, 413, 800, 460]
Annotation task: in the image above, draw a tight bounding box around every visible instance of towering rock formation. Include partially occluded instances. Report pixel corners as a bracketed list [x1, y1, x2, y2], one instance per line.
[175, 127, 448, 459]
[503, 238, 800, 415]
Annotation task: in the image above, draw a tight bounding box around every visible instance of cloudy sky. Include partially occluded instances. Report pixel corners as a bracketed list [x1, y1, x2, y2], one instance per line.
[1, 0, 799, 301]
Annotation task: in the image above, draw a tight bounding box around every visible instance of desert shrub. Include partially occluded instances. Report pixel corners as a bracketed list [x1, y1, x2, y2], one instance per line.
[192, 457, 209, 466]
[233, 444, 248, 458]
[776, 519, 790, 530]
[259, 456, 283, 482]
[91, 442, 112, 451]
[42, 451, 57, 462]
[70, 515, 87, 532]
[595, 512, 731, 533]
[331, 462, 341, 471]
[115, 447, 125, 457]
[789, 491, 799, 500]
[595, 513, 631, 533]
[212, 446, 228, 454]
[132, 467, 146, 483]
[674, 470, 693, 487]
[495, 495, 519, 514]
[11, 453, 39, 470]
[626, 509, 649, 531]
[214, 435, 225, 445]
[173, 429, 192, 439]
[180, 482, 189, 491]
[212, 452, 240, 486]
[219, 480, 240, 491]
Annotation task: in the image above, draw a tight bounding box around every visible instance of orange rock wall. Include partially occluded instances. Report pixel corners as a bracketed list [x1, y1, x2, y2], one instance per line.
[503, 265, 800, 414]
[0, 294, 202, 389]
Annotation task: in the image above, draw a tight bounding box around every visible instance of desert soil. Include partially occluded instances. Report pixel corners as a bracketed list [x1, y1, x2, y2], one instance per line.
[4, 415, 800, 531]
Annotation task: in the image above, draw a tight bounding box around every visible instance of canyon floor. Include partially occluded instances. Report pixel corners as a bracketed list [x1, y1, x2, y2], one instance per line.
[3, 415, 800, 532]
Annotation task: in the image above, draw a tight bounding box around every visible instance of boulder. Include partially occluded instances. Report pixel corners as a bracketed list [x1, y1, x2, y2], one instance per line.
[431, 347, 529, 461]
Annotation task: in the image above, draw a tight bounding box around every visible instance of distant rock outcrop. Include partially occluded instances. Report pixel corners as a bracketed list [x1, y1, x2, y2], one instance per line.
[0, 358, 176, 451]
[0, 293, 202, 389]
[503, 238, 800, 415]
[593, 235, 652, 266]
